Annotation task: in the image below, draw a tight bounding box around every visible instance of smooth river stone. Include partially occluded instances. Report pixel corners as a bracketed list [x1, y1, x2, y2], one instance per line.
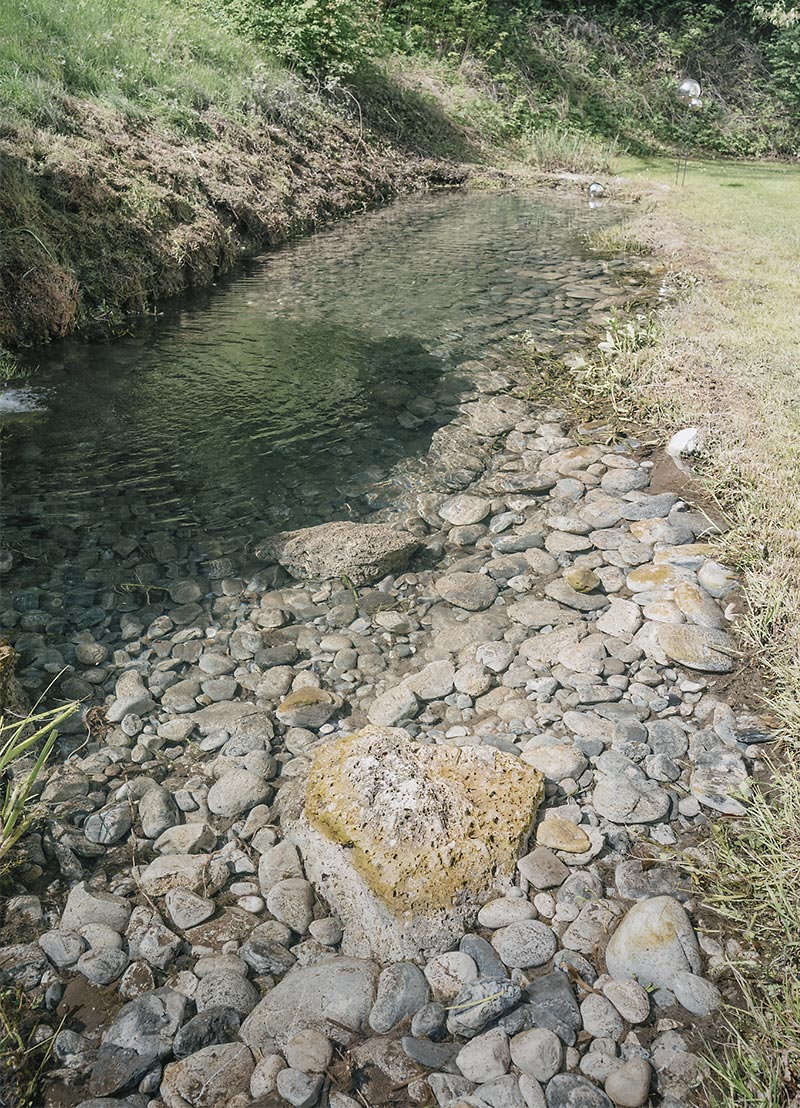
[507, 598, 572, 628]
[521, 743, 588, 783]
[657, 624, 737, 672]
[546, 1073, 613, 1107]
[592, 776, 670, 825]
[369, 963, 430, 1033]
[673, 581, 726, 628]
[491, 920, 557, 969]
[605, 896, 701, 990]
[604, 1058, 653, 1108]
[240, 957, 377, 1049]
[544, 579, 609, 612]
[434, 571, 499, 611]
[439, 494, 492, 526]
[536, 818, 591, 854]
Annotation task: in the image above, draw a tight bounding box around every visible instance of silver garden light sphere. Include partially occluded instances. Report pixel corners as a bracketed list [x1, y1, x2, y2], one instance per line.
[675, 79, 703, 185]
[678, 78, 701, 103]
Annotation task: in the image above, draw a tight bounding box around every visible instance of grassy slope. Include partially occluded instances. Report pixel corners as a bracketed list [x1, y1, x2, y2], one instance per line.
[601, 156, 800, 1105]
[0, 0, 482, 349]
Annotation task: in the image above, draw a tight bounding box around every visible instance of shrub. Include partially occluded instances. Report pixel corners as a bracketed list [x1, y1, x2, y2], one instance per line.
[217, 0, 382, 76]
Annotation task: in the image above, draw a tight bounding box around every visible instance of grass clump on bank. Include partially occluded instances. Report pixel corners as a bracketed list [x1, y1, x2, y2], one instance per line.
[683, 777, 800, 1106]
[0, 700, 78, 863]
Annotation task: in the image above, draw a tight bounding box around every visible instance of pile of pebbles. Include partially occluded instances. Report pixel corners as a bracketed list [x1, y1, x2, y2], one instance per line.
[0, 369, 771, 1108]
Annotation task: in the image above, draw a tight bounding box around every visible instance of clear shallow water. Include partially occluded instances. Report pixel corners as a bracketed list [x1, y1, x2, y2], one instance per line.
[1, 190, 624, 623]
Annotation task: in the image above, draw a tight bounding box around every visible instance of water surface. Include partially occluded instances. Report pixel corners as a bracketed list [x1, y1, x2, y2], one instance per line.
[1, 190, 625, 628]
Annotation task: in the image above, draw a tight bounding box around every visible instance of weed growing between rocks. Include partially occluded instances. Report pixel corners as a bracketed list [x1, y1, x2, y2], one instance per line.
[0, 702, 78, 864]
[0, 987, 61, 1108]
[516, 304, 664, 433]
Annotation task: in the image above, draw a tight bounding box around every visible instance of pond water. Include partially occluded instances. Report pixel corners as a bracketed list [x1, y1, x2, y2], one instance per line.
[1, 190, 628, 643]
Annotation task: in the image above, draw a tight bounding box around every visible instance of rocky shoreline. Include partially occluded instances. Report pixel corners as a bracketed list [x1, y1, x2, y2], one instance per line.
[0, 358, 770, 1108]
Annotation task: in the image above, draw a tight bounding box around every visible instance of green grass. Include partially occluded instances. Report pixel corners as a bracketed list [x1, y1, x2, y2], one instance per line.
[0, 0, 289, 135]
[616, 155, 800, 733]
[682, 771, 800, 1106]
[0, 348, 27, 382]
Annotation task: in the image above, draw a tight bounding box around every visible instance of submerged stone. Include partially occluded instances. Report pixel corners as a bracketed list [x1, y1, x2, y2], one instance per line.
[257, 521, 418, 586]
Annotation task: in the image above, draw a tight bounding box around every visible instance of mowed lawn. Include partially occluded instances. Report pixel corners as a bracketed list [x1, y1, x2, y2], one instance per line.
[615, 154, 800, 1107]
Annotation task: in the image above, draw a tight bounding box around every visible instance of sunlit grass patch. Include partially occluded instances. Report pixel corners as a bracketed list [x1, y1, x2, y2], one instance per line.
[683, 774, 800, 1105]
[585, 224, 653, 257]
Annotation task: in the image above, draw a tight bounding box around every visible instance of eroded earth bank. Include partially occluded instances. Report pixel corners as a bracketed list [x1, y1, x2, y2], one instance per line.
[1, 356, 769, 1108]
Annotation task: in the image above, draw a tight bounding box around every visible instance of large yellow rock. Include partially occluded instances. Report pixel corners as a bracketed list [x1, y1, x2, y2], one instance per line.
[293, 727, 543, 961]
[305, 728, 543, 914]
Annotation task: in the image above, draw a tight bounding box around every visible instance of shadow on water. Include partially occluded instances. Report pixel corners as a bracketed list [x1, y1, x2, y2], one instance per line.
[1, 321, 451, 592]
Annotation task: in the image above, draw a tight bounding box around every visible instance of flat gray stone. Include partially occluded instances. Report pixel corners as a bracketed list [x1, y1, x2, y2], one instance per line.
[369, 963, 430, 1033]
[367, 683, 419, 727]
[103, 988, 186, 1059]
[240, 957, 378, 1049]
[84, 804, 132, 845]
[491, 921, 557, 969]
[161, 1042, 254, 1108]
[671, 970, 722, 1016]
[593, 776, 670, 825]
[546, 1074, 613, 1107]
[545, 580, 609, 612]
[657, 624, 736, 673]
[196, 971, 259, 1016]
[207, 768, 270, 818]
[61, 883, 131, 933]
[435, 571, 498, 611]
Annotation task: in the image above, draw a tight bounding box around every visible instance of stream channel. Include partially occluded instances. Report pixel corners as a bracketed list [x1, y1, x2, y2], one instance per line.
[0, 189, 632, 685]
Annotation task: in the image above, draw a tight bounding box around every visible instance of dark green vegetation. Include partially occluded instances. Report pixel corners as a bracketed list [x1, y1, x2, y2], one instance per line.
[1, 0, 797, 352]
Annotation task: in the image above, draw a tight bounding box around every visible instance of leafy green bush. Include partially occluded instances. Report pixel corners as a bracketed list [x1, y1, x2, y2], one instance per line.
[217, 0, 382, 76]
